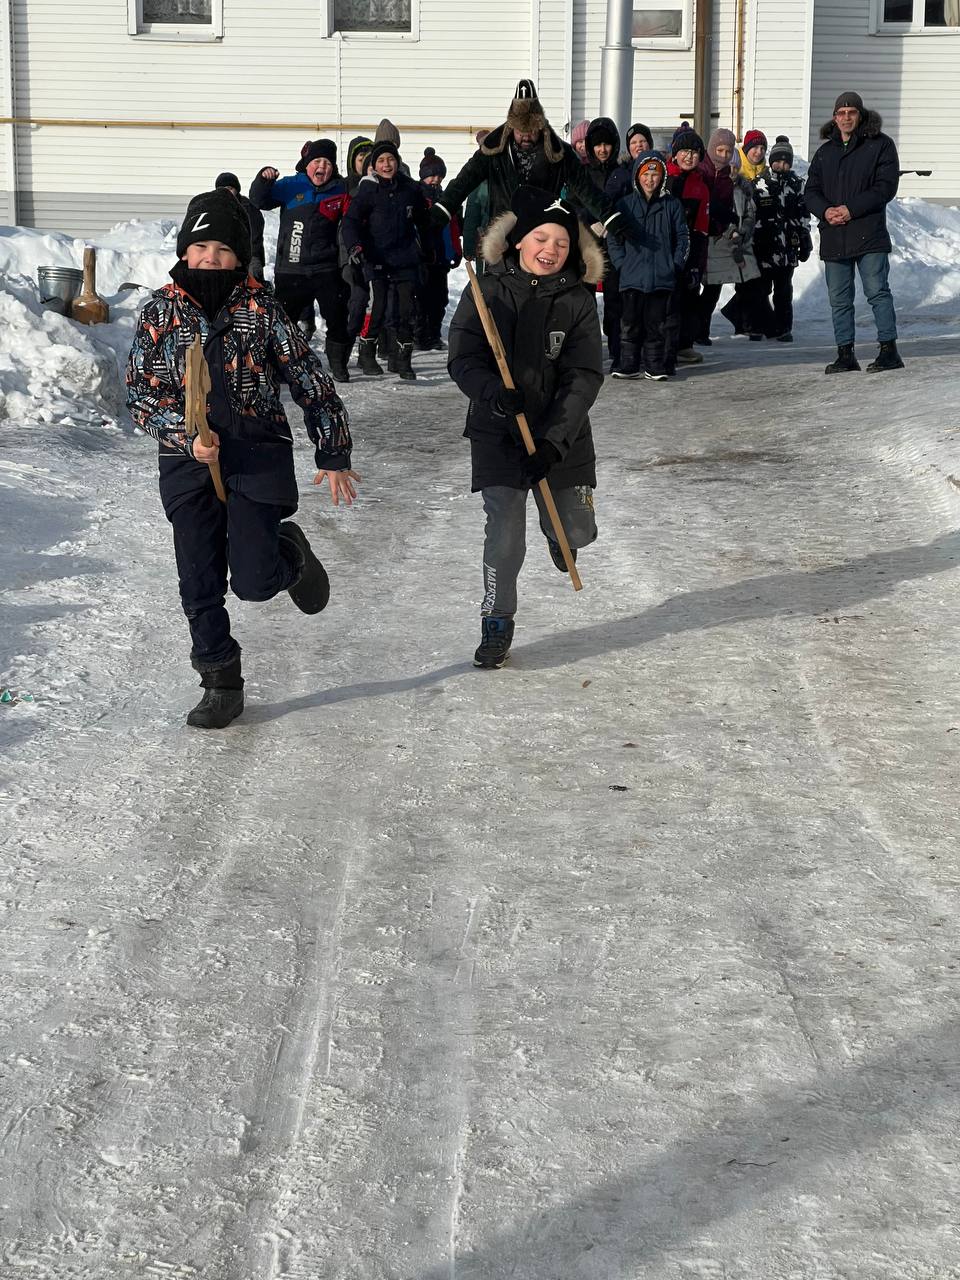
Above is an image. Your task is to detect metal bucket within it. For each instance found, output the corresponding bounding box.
[37,266,84,307]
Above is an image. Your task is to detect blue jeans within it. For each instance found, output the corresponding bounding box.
[824,253,897,346]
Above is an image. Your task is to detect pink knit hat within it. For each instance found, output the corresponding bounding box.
[571,119,590,147]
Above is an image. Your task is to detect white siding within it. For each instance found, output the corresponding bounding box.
[810,0,960,200]
[10,0,530,235]
[0,0,14,222]
[746,0,813,156]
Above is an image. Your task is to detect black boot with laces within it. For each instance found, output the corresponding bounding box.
[824,343,861,374]
[474,618,515,669]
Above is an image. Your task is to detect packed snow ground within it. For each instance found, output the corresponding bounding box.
[2,202,960,1279]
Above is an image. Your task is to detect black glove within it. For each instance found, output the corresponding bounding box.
[685,267,701,290]
[731,243,745,266]
[495,386,525,417]
[798,230,813,263]
[348,245,363,267]
[428,203,450,228]
[520,441,560,486]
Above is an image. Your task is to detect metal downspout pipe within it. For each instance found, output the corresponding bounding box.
[693,0,713,145]
[598,0,635,141]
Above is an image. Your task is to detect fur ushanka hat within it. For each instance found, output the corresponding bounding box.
[506,79,548,137]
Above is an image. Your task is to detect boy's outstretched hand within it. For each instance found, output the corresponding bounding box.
[313,468,361,506]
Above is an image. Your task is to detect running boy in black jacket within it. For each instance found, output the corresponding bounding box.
[126,189,359,730]
[448,187,604,668]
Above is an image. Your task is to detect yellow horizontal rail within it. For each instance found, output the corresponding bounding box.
[0,116,485,134]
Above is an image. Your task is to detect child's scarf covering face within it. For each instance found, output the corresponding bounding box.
[517,224,571,276]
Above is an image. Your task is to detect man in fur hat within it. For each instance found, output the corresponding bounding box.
[429,80,627,241]
[805,91,903,374]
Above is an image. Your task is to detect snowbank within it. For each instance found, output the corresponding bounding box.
[0,192,956,434]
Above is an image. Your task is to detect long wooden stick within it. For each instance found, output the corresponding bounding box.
[463,259,583,591]
[185,337,227,503]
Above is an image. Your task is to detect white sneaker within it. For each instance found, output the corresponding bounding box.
[611,369,641,380]
[644,371,669,381]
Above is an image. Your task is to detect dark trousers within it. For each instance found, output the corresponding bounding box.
[276,269,349,347]
[620,288,671,375]
[762,266,796,336]
[168,484,300,668]
[718,278,769,336]
[663,283,701,368]
[600,265,622,365]
[698,282,722,339]
[343,264,371,339]
[368,277,416,344]
[417,265,450,342]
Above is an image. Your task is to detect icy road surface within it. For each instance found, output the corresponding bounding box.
[2,330,960,1280]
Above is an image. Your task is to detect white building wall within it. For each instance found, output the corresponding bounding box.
[0,0,14,223]
[745,0,813,158]
[810,0,960,201]
[10,0,530,235]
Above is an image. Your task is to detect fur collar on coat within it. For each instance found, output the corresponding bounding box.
[479,211,606,286]
[819,109,883,142]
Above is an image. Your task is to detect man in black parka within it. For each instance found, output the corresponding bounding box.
[429,81,627,242]
[805,91,903,374]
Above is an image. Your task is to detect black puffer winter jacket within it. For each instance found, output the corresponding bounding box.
[448,213,604,492]
[804,111,899,261]
[340,170,432,279]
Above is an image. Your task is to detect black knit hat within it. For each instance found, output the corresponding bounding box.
[419,146,447,180]
[670,126,704,158]
[176,189,251,266]
[296,138,338,174]
[214,171,241,191]
[507,185,580,253]
[769,135,794,166]
[626,123,654,151]
[834,91,865,113]
[368,140,401,171]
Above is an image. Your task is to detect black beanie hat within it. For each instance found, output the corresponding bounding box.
[419,146,447,180]
[176,189,251,266]
[627,122,654,151]
[670,126,704,158]
[368,140,401,171]
[834,91,864,114]
[507,185,581,254]
[214,171,241,191]
[769,135,794,166]
[296,138,338,174]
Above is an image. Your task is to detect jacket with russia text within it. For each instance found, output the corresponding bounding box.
[249,169,349,277]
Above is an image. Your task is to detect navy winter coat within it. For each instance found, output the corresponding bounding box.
[607,161,689,293]
[249,170,349,277]
[804,110,899,261]
[340,170,432,280]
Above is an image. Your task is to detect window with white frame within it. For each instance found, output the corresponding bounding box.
[873,0,960,30]
[331,0,411,32]
[128,0,223,37]
[631,1,692,49]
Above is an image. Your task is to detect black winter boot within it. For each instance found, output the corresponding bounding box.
[866,340,904,372]
[358,336,383,376]
[824,344,861,374]
[474,617,515,669]
[326,340,350,383]
[187,656,244,730]
[395,341,417,381]
[279,522,330,615]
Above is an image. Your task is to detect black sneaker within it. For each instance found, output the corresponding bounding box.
[186,687,244,730]
[474,617,515,669]
[279,521,330,614]
[776,332,794,343]
[547,540,577,574]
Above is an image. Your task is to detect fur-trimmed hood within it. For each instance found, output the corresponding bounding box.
[479,210,605,285]
[820,108,883,141]
[480,120,566,165]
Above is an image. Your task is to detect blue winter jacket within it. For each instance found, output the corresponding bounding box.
[340,170,432,279]
[607,156,690,292]
[249,170,348,277]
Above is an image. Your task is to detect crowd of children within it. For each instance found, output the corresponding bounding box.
[126,100,817,718]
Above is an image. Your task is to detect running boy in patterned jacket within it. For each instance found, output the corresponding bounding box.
[126,188,359,730]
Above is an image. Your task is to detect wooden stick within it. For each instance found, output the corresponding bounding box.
[463,259,583,592]
[185,337,227,503]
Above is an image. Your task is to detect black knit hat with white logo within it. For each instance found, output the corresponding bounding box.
[176,189,251,266]
[508,185,580,250]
